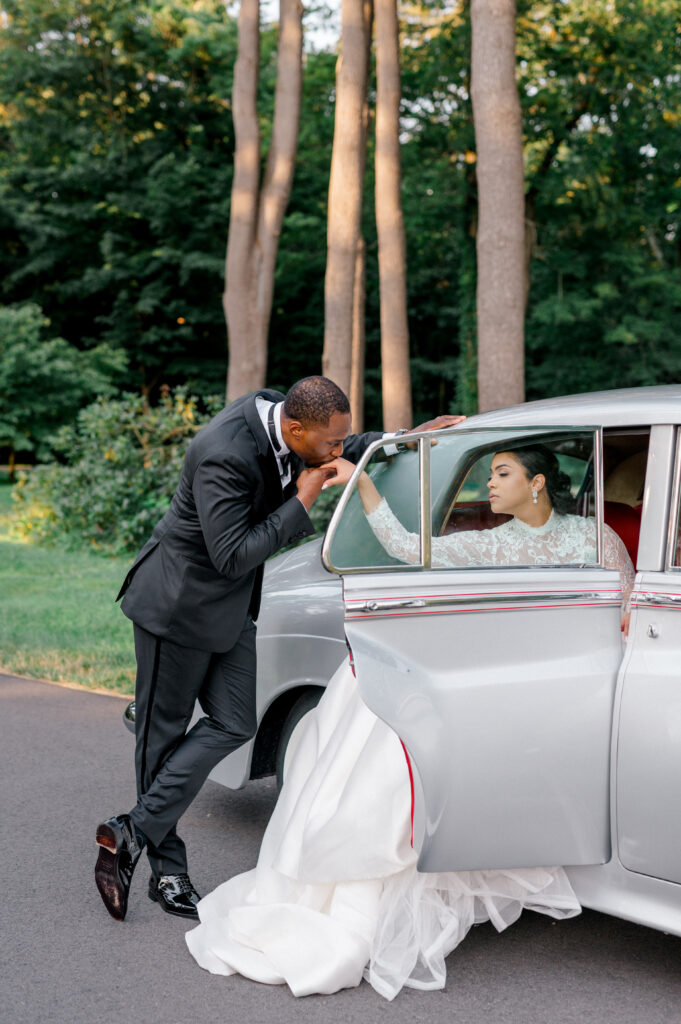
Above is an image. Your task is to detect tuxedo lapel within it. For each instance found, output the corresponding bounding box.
[260,447,284,509]
[282,452,304,501]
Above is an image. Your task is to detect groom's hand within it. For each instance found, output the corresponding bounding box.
[296,465,339,510]
[412,414,466,433]
[400,414,466,450]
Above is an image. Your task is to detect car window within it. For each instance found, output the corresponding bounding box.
[671,440,681,569]
[326,441,423,571]
[436,437,594,540]
[325,427,601,573]
[427,431,596,569]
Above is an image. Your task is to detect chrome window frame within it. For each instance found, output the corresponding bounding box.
[322,425,604,576]
[664,428,681,572]
[419,436,432,567]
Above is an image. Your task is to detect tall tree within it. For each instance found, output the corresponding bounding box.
[350,0,374,432]
[374,0,412,429]
[323,0,373,403]
[471,0,525,411]
[224,0,303,401]
[350,236,367,430]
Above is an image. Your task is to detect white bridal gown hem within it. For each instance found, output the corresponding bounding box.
[186,661,581,1000]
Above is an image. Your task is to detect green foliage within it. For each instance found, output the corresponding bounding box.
[0,0,680,432]
[0,0,242,396]
[518,0,681,396]
[0,488,136,693]
[0,302,125,458]
[13,388,222,553]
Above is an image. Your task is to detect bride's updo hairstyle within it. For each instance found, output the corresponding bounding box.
[505,444,575,515]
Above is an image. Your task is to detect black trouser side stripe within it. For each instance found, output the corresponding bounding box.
[140,636,162,793]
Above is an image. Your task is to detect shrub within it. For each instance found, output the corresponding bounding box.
[13,387,341,556]
[0,302,125,475]
[13,388,222,554]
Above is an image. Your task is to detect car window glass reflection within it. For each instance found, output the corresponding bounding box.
[366,431,602,572]
[327,443,422,571]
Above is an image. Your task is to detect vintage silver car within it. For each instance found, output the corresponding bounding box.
[127,383,681,939]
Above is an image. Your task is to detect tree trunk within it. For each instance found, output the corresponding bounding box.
[225,0,303,402]
[323,0,372,397]
[350,236,366,431]
[470,0,525,412]
[350,0,373,432]
[375,0,412,431]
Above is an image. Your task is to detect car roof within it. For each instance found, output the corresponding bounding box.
[458,384,681,430]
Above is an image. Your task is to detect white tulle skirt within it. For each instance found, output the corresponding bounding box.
[186,661,580,999]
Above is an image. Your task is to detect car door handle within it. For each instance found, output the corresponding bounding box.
[634,591,681,608]
[358,599,427,612]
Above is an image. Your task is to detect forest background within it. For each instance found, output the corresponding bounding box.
[1,0,681,541]
[0,0,679,690]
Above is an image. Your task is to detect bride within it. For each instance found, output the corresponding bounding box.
[185,444,634,1000]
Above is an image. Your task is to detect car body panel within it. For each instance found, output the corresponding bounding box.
[344,567,624,871]
[460,384,681,431]
[615,571,681,885]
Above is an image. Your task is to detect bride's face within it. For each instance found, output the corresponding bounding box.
[487,452,542,516]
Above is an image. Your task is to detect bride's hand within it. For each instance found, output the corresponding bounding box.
[321,457,356,489]
[321,457,383,514]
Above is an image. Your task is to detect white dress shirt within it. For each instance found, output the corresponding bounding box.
[255,398,293,489]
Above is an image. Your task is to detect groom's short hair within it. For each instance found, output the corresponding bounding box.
[284,376,350,427]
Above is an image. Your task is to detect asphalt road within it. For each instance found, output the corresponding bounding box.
[2,672,680,1024]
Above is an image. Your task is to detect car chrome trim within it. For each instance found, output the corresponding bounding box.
[594,427,604,565]
[631,590,681,609]
[665,429,681,572]
[348,589,621,615]
[420,437,431,569]
[638,425,675,572]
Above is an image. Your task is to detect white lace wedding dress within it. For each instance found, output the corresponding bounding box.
[185,505,634,1000]
[367,501,634,588]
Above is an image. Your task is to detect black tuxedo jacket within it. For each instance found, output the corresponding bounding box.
[118,389,382,651]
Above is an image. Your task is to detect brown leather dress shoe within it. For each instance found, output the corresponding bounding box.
[94,814,143,921]
[148,874,201,919]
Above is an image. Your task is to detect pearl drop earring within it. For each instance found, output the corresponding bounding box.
[532,489,538,504]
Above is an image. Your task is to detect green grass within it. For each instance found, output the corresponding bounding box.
[0,478,136,695]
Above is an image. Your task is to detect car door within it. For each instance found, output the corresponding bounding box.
[323,427,627,873]
[615,424,681,884]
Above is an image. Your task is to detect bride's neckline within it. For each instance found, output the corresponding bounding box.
[510,509,559,535]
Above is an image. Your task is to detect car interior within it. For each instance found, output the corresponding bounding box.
[440,428,650,568]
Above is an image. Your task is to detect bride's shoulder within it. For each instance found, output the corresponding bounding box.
[557,513,597,535]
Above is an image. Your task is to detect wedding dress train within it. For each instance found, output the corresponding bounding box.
[185,660,581,999]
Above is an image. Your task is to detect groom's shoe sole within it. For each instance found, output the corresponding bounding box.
[95,816,141,921]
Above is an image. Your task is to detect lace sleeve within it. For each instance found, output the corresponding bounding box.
[603,524,635,608]
[366,499,500,568]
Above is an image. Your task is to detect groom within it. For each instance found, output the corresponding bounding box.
[95,375,459,922]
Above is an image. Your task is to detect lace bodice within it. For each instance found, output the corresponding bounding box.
[367,500,634,606]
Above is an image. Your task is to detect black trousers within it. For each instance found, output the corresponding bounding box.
[129,619,257,878]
